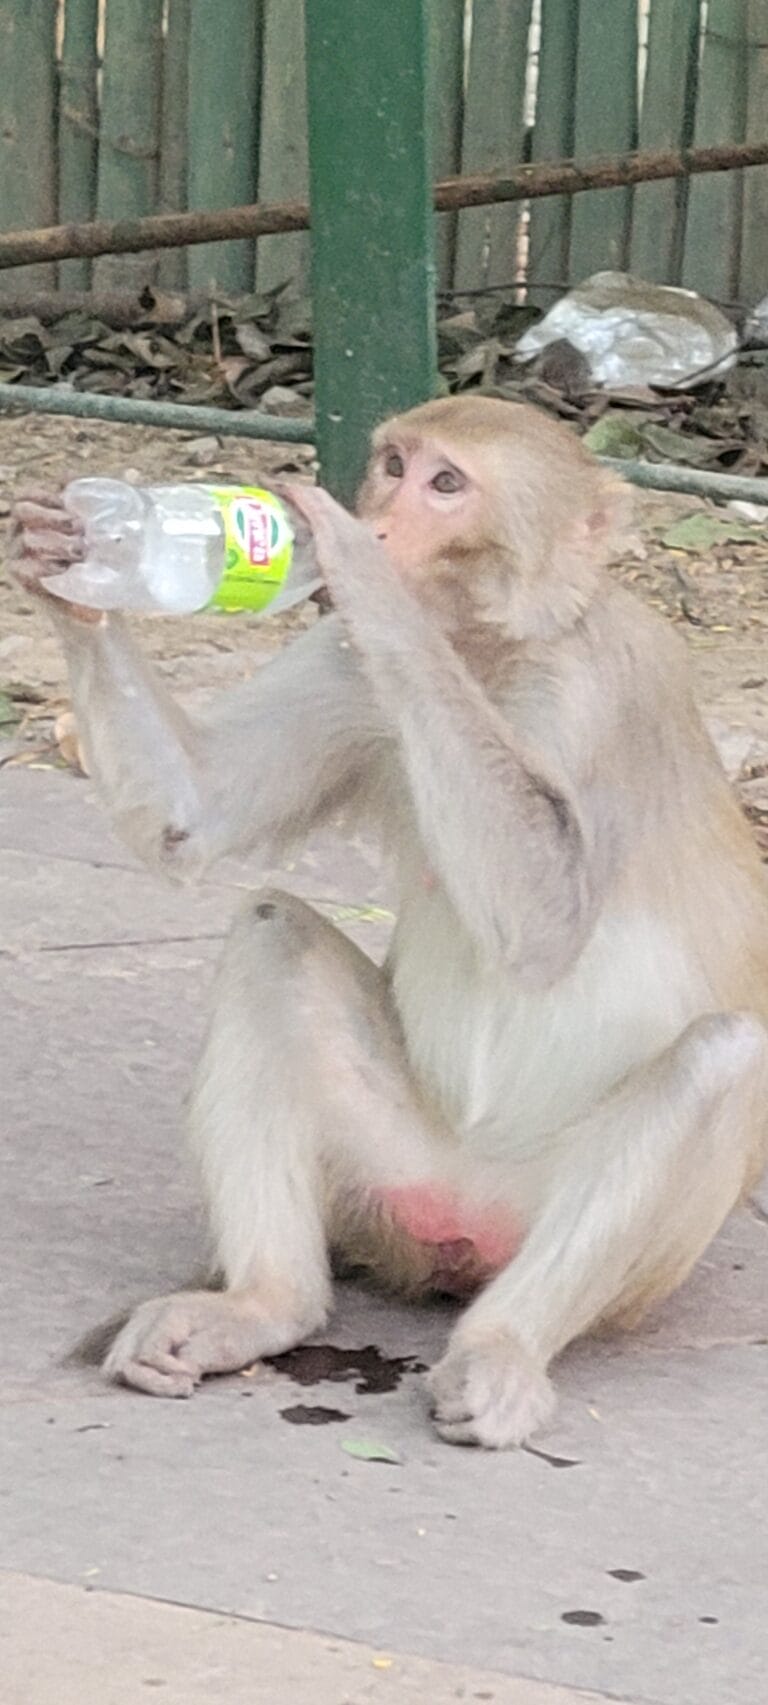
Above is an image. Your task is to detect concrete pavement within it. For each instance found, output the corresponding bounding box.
[1,763,766,1705]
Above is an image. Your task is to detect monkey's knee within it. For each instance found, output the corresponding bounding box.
[216,888,383,1045]
[243,886,320,934]
[676,1010,768,1098]
[225,887,324,971]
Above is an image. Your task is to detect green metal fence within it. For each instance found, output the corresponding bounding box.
[0,0,766,304]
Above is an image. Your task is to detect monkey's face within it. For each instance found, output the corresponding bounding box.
[357,396,629,638]
[357,431,493,579]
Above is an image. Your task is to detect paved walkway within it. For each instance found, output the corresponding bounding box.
[2,764,766,1705]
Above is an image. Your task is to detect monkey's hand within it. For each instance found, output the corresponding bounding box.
[282,482,395,608]
[428,1328,555,1449]
[10,490,101,624]
[104,1289,312,1398]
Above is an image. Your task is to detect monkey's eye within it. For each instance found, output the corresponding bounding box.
[383,451,405,478]
[431,468,464,494]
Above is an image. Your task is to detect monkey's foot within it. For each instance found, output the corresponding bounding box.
[104,1289,320,1398]
[428,1329,555,1449]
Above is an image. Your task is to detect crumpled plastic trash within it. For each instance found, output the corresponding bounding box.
[515,271,738,389]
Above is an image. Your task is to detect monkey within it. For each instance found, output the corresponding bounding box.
[10,395,768,1449]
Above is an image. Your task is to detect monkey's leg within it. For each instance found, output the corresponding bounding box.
[430,1010,768,1448]
[105,889,466,1398]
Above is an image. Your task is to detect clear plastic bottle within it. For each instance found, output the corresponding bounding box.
[42,479,323,616]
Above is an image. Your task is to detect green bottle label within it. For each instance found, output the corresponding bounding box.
[205,486,294,612]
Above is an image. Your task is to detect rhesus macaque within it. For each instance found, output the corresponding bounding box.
[11,396,768,1449]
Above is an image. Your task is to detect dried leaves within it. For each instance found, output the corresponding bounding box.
[4,285,768,475]
[0,684,87,773]
[0,288,314,414]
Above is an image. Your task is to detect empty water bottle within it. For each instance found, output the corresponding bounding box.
[42,478,324,616]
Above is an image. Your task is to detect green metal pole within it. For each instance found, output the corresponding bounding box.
[304,0,437,505]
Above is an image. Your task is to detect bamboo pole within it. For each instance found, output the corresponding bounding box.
[0,0,58,291]
[683,2,748,303]
[0,288,208,325]
[629,0,700,285]
[426,0,465,289]
[94,0,164,289]
[158,0,192,290]
[57,0,100,291]
[257,0,309,295]
[2,141,768,274]
[454,0,533,290]
[527,0,578,307]
[187,2,263,291]
[570,0,638,277]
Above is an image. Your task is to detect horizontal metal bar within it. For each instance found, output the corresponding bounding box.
[0,382,314,442]
[601,457,768,505]
[2,140,768,272]
[0,382,764,507]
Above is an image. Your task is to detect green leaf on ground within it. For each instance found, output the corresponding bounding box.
[639,423,735,465]
[341,1439,402,1465]
[660,513,762,552]
[582,416,644,458]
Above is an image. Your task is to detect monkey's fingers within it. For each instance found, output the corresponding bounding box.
[14,531,86,564]
[16,481,66,503]
[281,481,364,553]
[115,1352,199,1400]
[279,480,344,524]
[104,1296,206,1396]
[13,495,82,532]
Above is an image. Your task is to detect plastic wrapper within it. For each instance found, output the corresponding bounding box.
[515,271,738,390]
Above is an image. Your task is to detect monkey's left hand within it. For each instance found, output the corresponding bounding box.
[428,1328,555,1449]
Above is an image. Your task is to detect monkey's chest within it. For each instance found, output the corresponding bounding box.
[389,889,697,1147]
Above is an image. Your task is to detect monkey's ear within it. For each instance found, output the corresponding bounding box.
[576,478,633,560]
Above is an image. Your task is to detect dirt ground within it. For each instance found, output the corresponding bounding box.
[0,409,767,847]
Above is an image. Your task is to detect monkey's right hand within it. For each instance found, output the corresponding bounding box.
[9,489,101,624]
[103,1288,313,1397]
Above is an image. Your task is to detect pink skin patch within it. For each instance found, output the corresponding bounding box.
[376,1184,523,1296]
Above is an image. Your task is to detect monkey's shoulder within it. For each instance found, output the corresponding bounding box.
[493,581,689,733]
[486,579,723,815]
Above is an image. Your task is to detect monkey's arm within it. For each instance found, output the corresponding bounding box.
[48,607,378,877]
[289,491,600,977]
